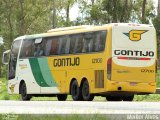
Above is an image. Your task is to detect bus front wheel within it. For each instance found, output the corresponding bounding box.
[70,80,82,101]
[82,80,94,101]
[20,82,32,101]
[57,94,67,101]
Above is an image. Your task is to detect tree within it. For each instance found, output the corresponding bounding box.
[0,44,5,77]
[142,0,147,23]
[0,0,55,47]
[53,0,77,27]
[153,0,160,36]
[158,0,160,17]
[153,0,160,65]
[0,0,55,77]
[79,0,135,24]
[120,0,129,22]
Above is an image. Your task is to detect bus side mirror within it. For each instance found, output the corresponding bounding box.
[2,50,10,65]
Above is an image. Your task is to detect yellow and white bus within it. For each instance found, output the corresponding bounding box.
[2,23,157,101]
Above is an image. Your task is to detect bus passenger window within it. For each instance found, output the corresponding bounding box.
[57,37,63,54]
[93,33,100,52]
[83,33,93,53]
[45,38,52,56]
[58,35,70,54]
[75,34,83,53]
[93,31,107,52]
[34,39,45,57]
[70,35,77,54]
[50,39,58,55]
[65,36,70,54]
[98,31,107,51]
[20,39,34,58]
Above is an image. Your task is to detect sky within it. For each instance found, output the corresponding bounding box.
[0,37,4,45]
[154,0,158,7]
[70,0,159,21]
[70,3,79,21]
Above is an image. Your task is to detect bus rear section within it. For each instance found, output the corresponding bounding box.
[107,24,157,94]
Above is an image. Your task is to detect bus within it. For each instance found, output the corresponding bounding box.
[2,23,157,101]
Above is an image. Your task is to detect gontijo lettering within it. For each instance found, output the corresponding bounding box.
[53,57,80,67]
[114,50,154,57]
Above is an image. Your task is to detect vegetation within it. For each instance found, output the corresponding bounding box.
[0,78,20,100]
[0,114,108,120]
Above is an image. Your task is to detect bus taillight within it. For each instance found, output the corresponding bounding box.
[107,58,112,80]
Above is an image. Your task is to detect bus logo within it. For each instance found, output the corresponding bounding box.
[123,30,148,41]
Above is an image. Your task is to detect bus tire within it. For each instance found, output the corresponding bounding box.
[106,96,122,101]
[57,94,67,101]
[82,80,94,101]
[70,80,83,101]
[20,82,32,101]
[122,95,134,101]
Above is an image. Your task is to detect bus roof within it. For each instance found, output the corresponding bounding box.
[13,23,154,41]
[47,25,92,33]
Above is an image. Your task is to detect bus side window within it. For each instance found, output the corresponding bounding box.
[99,31,107,51]
[57,37,63,54]
[93,31,107,52]
[50,38,58,55]
[45,38,52,56]
[34,38,45,57]
[83,32,93,53]
[65,36,70,54]
[59,35,70,54]
[70,35,76,54]
[20,39,34,58]
[93,32,100,52]
[75,34,83,53]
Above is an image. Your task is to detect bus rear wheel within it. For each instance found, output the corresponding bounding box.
[20,82,32,101]
[82,80,94,101]
[57,94,67,101]
[70,80,83,101]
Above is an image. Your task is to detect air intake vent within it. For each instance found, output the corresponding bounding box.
[95,70,104,88]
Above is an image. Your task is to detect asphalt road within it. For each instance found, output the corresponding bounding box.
[0,101,160,114]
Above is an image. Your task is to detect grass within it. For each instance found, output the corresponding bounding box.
[0,114,109,120]
[0,78,20,100]
[134,94,160,102]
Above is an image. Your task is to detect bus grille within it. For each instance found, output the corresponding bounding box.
[95,70,104,88]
